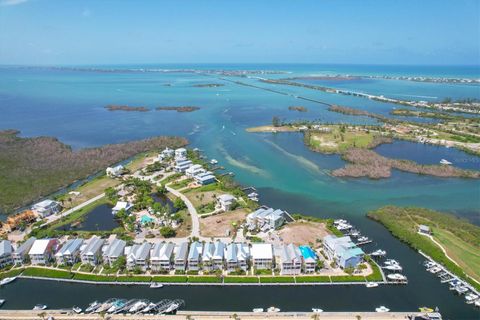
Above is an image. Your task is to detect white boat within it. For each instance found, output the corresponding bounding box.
[383,264,403,271]
[475,300,480,307]
[370,249,386,257]
[384,259,399,266]
[455,286,469,295]
[72,306,82,314]
[366,282,379,288]
[0,277,16,286]
[375,306,390,312]
[141,302,158,313]
[312,308,323,313]
[85,301,100,313]
[149,282,163,289]
[252,308,264,313]
[387,273,407,281]
[107,299,127,313]
[163,301,181,314]
[33,304,47,310]
[465,293,479,304]
[210,159,218,165]
[129,300,148,313]
[427,266,442,274]
[267,306,280,313]
[440,159,452,165]
[357,236,369,242]
[0,299,5,307]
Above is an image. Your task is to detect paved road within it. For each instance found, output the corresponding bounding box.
[166,185,200,238]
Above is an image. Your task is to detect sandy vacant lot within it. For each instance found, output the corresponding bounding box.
[278,221,330,246]
[200,209,249,237]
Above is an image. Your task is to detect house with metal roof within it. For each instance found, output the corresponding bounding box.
[236,243,250,271]
[201,242,215,271]
[187,241,203,271]
[80,236,105,266]
[251,243,274,270]
[323,235,364,269]
[212,241,225,270]
[217,194,236,211]
[126,242,151,271]
[150,242,175,272]
[299,245,317,273]
[175,159,192,172]
[31,199,61,218]
[225,243,239,272]
[278,244,302,275]
[194,171,216,185]
[0,240,13,268]
[106,165,124,177]
[174,242,189,271]
[29,238,58,265]
[174,148,187,161]
[13,237,36,265]
[102,238,126,267]
[55,238,83,265]
[185,164,205,177]
[246,207,286,231]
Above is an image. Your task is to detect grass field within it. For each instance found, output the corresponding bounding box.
[306,126,375,154]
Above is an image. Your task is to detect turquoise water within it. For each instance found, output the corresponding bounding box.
[0,64,479,317]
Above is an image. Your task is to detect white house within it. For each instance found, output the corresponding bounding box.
[212,241,225,270]
[111,201,133,215]
[185,164,205,178]
[201,242,215,271]
[323,235,364,269]
[126,242,151,271]
[418,225,431,235]
[55,238,83,265]
[174,148,187,161]
[106,165,124,177]
[31,200,61,218]
[174,242,189,271]
[187,241,203,271]
[158,147,174,161]
[299,246,317,273]
[29,238,58,265]
[194,171,216,185]
[13,237,36,265]
[175,160,193,172]
[246,207,286,230]
[80,236,105,266]
[217,194,236,211]
[102,238,126,267]
[0,240,13,268]
[278,244,302,275]
[150,242,175,272]
[251,243,273,270]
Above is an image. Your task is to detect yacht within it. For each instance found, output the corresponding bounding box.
[72,306,82,314]
[440,159,452,165]
[387,273,407,281]
[33,304,48,310]
[0,277,16,286]
[419,307,434,313]
[113,299,137,314]
[383,264,403,271]
[349,230,360,237]
[312,308,323,313]
[370,249,386,257]
[366,282,379,288]
[85,301,100,313]
[454,286,469,295]
[252,308,264,313]
[0,299,5,307]
[141,302,158,313]
[149,282,163,289]
[129,300,149,313]
[384,259,399,266]
[357,236,369,242]
[375,306,390,312]
[96,299,116,313]
[475,300,480,308]
[107,299,127,313]
[163,300,181,314]
[427,266,442,274]
[465,293,479,304]
[267,306,280,313]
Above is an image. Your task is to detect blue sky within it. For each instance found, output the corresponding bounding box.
[0,0,479,65]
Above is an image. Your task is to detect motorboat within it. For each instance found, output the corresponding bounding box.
[454,286,469,295]
[163,300,182,314]
[72,306,82,314]
[95,299,116,313]
[475,300,480,308]
[375,306,390,312]
[349,230,360,237]
[312,308,323,313]
[357,236,369,242]
[366,282,379,288]
[387,273,407,281]
[129,300,149,313]
[419,307,434,313]
[0,299,5,307]
[465,293,478,303]
[141,302,158,313]
[149,282,163,289]
[383,264,403,271]
[336,223,352,231]
[427,266,442,274]
[113,299,137,314]
[267,306,280,312]
[440,159,452,165]
[334,219,347,225]
[210,159,218,165]
[0,277,16,286]
[252,308,264,313]
[33,304,47,310]
[107,299,127,313]
[370,249,386,257]
[384,259,399,266]
[85,301,100,313]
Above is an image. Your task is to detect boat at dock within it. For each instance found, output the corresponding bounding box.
[33,304,47,311]
[312,308,323,313]
[210,159,218,165]
[140,302,158,313]
[427,266,442,274]
[387,273,407,281]
[384,259,400,266]
[370,249,386,257]
[72,306,82,314]
[0,277,16,286]
[252,308,264,313]
[465,293,479,304]
[357,236,369,242]
[383,264,403,271]
[267,306,280,313]
[107,299,127,313]
[419,307,434,313]
[85,301,100,313]
[149,282,163,288]
[95,298,116,313]
[163,299,184,314]
[375,306,390,312]
[366,282,379,288]
[0,299,5,307]
[128,299,149,313]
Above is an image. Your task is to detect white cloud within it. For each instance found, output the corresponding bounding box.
[0,0,29,6]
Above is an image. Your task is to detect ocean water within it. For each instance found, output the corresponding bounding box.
[0,64,479,317]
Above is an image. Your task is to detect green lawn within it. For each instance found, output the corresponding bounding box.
[117,275,152,282]
[73,273,116,282]
[23,267,73,279]
[151,275,188,283]
[0,268,24,280]
[296,276,331,283]
[188,276,222,283]
[224,276,259,283]
[259,276,295,283]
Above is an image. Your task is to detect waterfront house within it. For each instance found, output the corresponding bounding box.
[201,242,215,271]
[185,164,205,178]
[80,236,105,266]
[194,171,216,185]
[13,237,36,265]
[299,245,317,273]
[251,243,274,270]
[29,238,58,265]
[174,242,189,271]
[212,241,225,270]
[278,244,302,275]
[246,207,286,230]
[31,199,61,218]
[225,243,239,272]
[126,242,151,271]
[187,241,203,271]
[217,194,236,211]
[106,165,124,178]
[102,238,126,267]
[0,240,13,268]
[175,159,193,172]
[236,243,250,271]
[55,238,83,265]
[323,235,364,269]
[158,147,174,161]
[418,225,431,235]
[111,201,133,215]
[150,242,175,272]
[174,148,187,161]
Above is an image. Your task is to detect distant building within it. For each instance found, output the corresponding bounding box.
[111,201,133,215]
[299,246,317,273]
[251,243,273,270]
[174,242,189,271]
[278,244,302,275]
[323,235,364,269]
[217,194,236,211]
[194,171,216,185]
[80,236,104,266]
[102,238,126,267]
[246,207,286,231]
[185,164,205,178]
[55,238,83,265]
[12,237,36,265]
[31,200,61,218]
[175,159,193,172]
[418,225,431,235]
[106,165,124,177]
[126,242,151,271]
[187,241,203,271]
[174,148,187,161]
[158,147,174,161]
[29,238,58,265]
[0,240,13,268]
[150,242,175,272]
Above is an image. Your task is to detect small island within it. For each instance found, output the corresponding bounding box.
[156,106,200,112]
[192,83,225,88]
[288,106,308,112]
[105,105,150,112]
